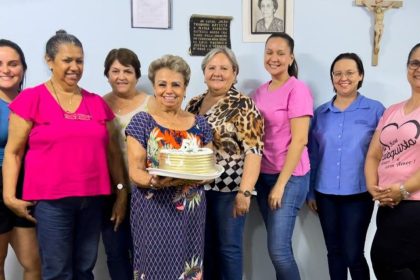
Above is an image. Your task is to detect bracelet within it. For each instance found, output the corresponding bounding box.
[399,184,411,200]
[148,176,155,189]
[238,189,257,197]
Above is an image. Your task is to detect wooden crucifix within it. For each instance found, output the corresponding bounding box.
[356,0,403,66]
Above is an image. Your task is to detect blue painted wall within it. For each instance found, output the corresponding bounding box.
[1,0,419,278]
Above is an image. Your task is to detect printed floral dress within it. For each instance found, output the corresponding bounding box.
[125,112,212,280]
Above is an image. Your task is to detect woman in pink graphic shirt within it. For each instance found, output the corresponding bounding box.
[365,42,420,280]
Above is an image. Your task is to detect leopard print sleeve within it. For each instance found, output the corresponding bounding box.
[235,95,264,156]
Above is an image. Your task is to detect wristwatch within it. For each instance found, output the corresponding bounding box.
[399,184,411,200]
[238,190,252,197]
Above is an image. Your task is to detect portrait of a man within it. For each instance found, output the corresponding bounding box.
[252,0,285,33]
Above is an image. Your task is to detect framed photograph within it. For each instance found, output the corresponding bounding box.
[131,0,171,29]
[243,0,294,42]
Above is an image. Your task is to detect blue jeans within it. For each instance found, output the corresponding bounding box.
[255,173,309,280]
[204,190,246,280]
[316,191,373,280]
[34,196,103,280]
[101,195,133,280]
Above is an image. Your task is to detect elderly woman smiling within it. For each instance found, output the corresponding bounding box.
[255,0,284,33]
[186,46,264,280]
[126,54,213,280]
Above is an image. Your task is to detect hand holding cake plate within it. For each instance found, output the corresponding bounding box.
[147,164,224,180]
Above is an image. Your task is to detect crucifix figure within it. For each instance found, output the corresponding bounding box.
[356,0,403,66]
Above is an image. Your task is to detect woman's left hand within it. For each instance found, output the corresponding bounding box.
[373,184,402,207]
[233,193,251,218]
[150,175,202,188]
[268,185,285,210]
[111,190,128,231]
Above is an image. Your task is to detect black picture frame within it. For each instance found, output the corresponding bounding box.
[251,0,286,34]
[243,0,293,42]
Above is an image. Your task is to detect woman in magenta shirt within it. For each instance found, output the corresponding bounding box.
[253,33,313,280]
[2,30,127,280]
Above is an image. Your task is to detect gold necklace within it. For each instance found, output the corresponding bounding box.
[116,99,130,114]
[50,80,78,112]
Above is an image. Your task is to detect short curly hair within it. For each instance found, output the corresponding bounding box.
[148,54,191,86]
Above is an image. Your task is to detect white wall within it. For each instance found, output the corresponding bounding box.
[1,0,419,279]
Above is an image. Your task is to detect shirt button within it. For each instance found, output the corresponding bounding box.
[337,162,340,165]
[338,148,341,151]
[338,135,341,138]
[336,176,340,179]
[339,123,343,127]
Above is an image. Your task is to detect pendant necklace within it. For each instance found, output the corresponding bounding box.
[114,93,137,114]
[50,80,77,113]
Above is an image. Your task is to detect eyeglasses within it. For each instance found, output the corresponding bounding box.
[408,60,420,70]
[332,71,358,79]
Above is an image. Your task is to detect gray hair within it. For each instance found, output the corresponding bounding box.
[45,30,83,60]
[201,47,239,83]
[148,54,191,86]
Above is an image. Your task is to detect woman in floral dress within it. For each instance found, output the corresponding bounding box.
[125,54,212,280]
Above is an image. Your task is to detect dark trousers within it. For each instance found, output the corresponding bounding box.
[371,201,420,280]
[101,194,133,280]
[316,191,374,280]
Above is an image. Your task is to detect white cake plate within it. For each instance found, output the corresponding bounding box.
[147,164,224,180]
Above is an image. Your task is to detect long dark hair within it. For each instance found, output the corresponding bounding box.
[0,39,27,92]
[265,32,298,78]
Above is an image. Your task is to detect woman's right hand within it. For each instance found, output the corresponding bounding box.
[306,199,318,213]
[5,197,36,223]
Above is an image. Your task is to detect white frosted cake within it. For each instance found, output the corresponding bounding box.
[158,139,216,174]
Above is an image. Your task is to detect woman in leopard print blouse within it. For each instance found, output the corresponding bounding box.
[186,46,264,280]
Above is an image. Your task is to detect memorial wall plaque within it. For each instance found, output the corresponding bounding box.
[189,15,233,56]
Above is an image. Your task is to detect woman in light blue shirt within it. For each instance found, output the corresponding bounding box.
[307,53,385,280]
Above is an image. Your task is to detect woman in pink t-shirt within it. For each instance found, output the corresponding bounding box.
[365,43,420,279]
[252,33,313,280]
[2,30,127,280]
